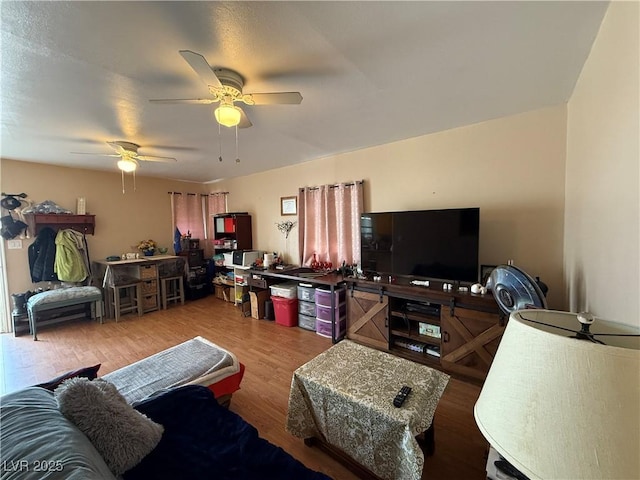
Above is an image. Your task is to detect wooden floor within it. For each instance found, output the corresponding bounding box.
[0,295,489,480]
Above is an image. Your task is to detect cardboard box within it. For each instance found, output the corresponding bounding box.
[249,290,270,319]
[214,284,225,300]
[223,288,233,303]
[214,284,232,302]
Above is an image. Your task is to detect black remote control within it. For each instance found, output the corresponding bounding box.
[393,386,412,407]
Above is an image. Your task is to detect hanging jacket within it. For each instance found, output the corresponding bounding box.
[54,229,89,282]
[28,227,58,283]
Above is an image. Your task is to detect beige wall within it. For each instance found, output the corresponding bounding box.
[218,105,568,309]
[1,160,207,295]
[566,2,640,326]
[7,88,626,321]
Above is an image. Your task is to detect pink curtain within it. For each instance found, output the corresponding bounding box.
[172,193,205,251]
[205,193,227,258]
[171,192,228,258]
[169,192,227,258]
[298,182,364,268]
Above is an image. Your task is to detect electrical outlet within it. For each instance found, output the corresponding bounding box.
[7,239,22,249]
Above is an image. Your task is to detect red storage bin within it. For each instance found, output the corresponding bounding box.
[271,296,298,327]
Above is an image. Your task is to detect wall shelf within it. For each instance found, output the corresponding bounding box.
[26,213,96,235]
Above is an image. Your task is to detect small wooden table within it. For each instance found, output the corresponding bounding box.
[286,340,450,480]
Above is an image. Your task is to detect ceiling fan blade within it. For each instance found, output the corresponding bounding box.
[71,152,120,157]
[106,141,129,155]
[238,107,252,129]
[247,92,303,105]
[145,144,198,152]
[149,98,217,105]
[179,50,222,88]
[136,155,177,163]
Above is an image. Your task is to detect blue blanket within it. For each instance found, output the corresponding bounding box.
[124,385,331,480]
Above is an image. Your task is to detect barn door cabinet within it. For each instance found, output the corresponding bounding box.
[346,288,389,351]
[440,306,505,382]
[345,279,504,383]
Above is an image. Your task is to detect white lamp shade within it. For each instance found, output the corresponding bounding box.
[474,310,640,480]
[214,104,241,127]
[117,158,137,172]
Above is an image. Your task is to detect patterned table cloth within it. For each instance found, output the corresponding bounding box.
[286,340,450,480]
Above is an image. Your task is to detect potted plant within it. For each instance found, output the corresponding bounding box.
[137,239,157,256]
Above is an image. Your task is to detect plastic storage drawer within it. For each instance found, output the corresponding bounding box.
[297,284,316,303]
[298,300,316,317]
[298,313,316,331]
[269,283,298,299]
[316,318,346,338]
[316,302,347,322]
[315,287,346,307]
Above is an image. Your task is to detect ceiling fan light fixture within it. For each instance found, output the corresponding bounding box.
[214,104,242,127]
[117,158,138,172]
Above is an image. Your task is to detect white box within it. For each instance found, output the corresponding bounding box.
[419,322,441,338]
[486,446,519,480]
[270,283,298,299]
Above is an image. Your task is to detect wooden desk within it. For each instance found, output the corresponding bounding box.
[247,267,346,341]
[286,340,450,480]
[93,256,180,285]
[92,256,181,317]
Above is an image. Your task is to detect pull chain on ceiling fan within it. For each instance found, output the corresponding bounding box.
[216,124,241,164]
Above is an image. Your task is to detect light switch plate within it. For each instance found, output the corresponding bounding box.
[7,239,22,249]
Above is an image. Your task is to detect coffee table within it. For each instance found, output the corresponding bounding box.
[286,340,450,480]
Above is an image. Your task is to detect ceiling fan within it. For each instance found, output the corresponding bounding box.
[150,50,303,128]
[72,141,177,172]
[71,141,177,193]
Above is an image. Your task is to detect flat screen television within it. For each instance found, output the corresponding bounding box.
[360,208,480,283]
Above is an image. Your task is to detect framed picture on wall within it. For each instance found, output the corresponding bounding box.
[281,196,297,216]
[481,264,497,285]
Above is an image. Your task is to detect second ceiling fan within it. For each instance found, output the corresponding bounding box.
[150,50,303,128]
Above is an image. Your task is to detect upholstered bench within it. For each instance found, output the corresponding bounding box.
[102,336,245,407]
[27,286,103,341]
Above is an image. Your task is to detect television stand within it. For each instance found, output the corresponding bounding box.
[344,277,505,383]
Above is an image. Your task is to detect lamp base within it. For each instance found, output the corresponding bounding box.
[486,446,530,480]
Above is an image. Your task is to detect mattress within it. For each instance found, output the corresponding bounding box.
[103,336,243,404]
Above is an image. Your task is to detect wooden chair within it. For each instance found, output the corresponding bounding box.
[159,257,186,310]
[108,279,143,322]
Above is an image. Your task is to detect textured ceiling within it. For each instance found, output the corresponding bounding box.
[0,1,608,183]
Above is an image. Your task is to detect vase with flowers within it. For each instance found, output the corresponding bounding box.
[137,239,157,256]
[276,221,296,263]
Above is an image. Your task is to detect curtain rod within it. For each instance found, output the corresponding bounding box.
[299,180,364,192]
[167,191,229,196]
